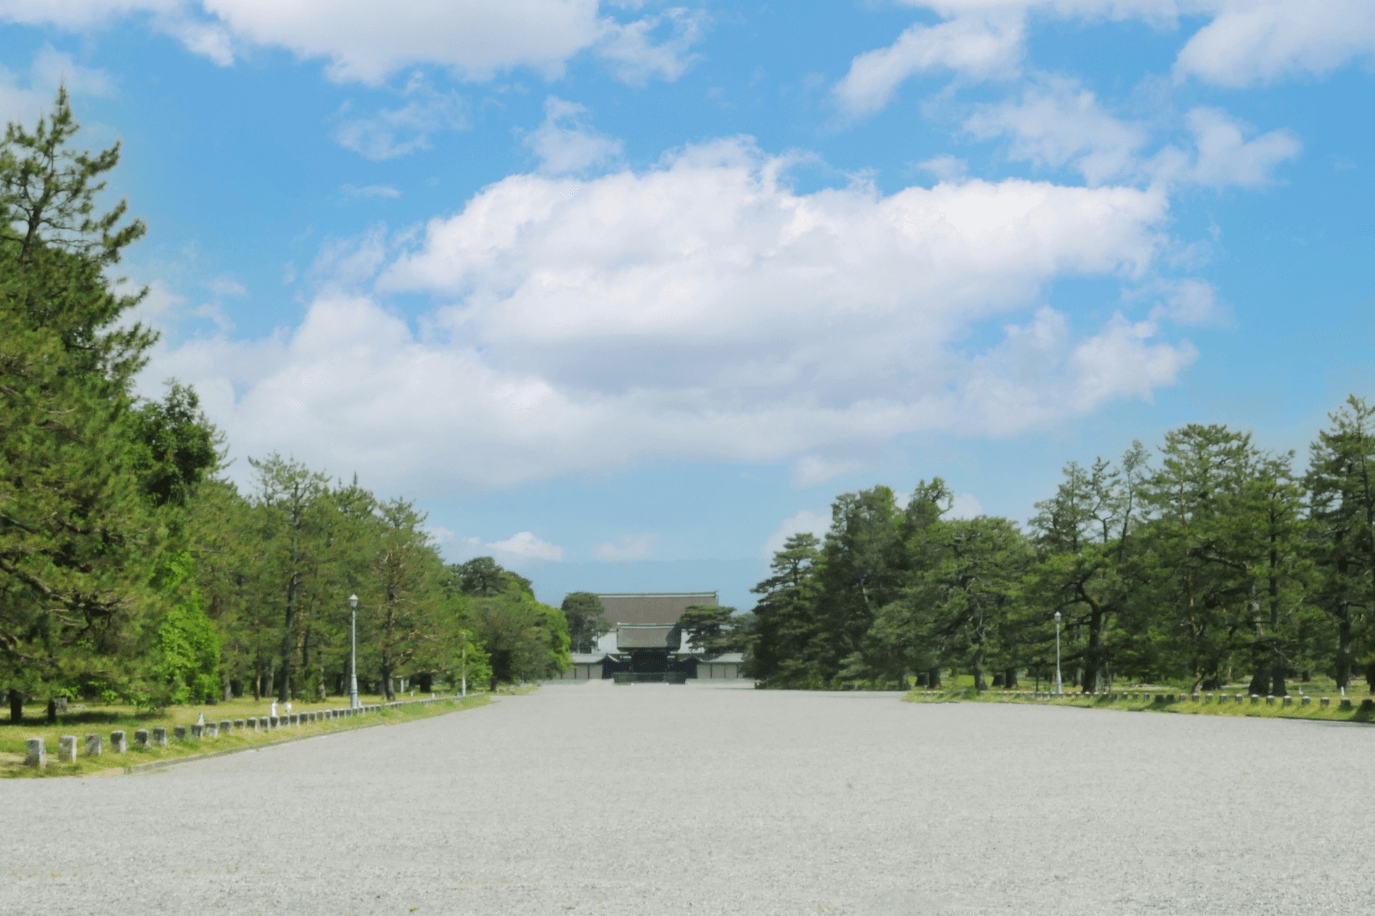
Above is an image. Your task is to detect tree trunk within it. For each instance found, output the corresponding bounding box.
[927,667,941,689]
[46,698,56,724]
[1003,667,1018,689]
[1336,605,1353,691]
[9,689,22,724]
[222,669,232,702]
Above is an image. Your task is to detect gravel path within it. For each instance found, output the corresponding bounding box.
[3,683,1371,915]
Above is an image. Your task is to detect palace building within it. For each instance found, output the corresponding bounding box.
[558,591,744,682]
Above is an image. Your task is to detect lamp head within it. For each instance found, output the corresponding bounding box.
[349,594,358,609]
[1054,611,1061,623]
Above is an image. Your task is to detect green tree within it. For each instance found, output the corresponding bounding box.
[679,604,740,654]
[0,90,165,722]
[561,591,612,653]
[749,533,823,686]
[1307,395,1375,692]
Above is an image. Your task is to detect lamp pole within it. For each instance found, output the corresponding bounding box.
[460,630,467,699]
[349,594,360,709]
[1054,610,1063,696]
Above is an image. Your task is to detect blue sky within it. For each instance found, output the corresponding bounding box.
[2,1,1373,611]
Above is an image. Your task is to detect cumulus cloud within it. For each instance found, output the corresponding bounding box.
[143,139,1197,497]
[522,96,623,175]
[834,13,1024,117]
[947,492,984,519]
[591,533,658,561]
[0,1,706,85]
[449,530,566,565]
[760,510,829,558]
[965,77,1148,185]
[1176,0,1375,87]
[966,82,1299,188]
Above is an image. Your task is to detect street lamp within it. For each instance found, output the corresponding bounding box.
[349,594,360,709]
[1054,610,1063,696]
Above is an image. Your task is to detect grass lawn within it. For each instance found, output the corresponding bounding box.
[1,691,495,778]
[904,676,1375,724]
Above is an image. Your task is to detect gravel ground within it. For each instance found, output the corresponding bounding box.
[3,682,1372,915]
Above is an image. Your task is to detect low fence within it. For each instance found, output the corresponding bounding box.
[22,694,460,769]
[989,689,1373,710]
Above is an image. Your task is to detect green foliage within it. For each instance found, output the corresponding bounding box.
[149,553,221,706]
[560,591,612,653]
[679,604,742,654]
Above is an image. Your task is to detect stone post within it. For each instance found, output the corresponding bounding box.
[1282,696,1292,707]
[24,737,45,768]
[233,719,244,730]
[269,715,278,729]
[1250,695,1260,705]
[1339,698,1352,710]
[173,725,187,740]
[247,717,257,731]
[290,713,300,726]
[134,728,149,747]
[204,723,218,738]
[153,727,168,746]
[1320,697,1330,707]
[1192,692,1201,702]
[110,730,127,753]
[1301,696,1311,706]
[190,723,203,738]
[1205,693,1214,703]
[58,735,78,763]
[220,719,232,735]
[1265,695,1274,706]
[85,733,102,756]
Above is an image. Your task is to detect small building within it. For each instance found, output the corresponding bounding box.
[554,591,744,682]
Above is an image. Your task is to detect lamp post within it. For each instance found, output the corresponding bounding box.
[460,630,467,699]
[1054,610,1063,696]
[349,594,360,709]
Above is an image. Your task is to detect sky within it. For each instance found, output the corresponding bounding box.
[2,1,1373,612]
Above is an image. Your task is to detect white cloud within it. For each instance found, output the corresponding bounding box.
[144,139,1195,497]
[966,83,1299,189]
[597,6,708,86]
[834,14,1024,117]
[760,510,829,558]
[965,77,1148,185]
[343,184,403,199]
[947,492,983,519]
[591,533,657,561]
[488,531,565,561]
[522,96,623,175]
[1171,107,1300,188]
[0,1,705,85]
[332,76,469,160]
[1176,0,1375,87]
[30,44,116,96]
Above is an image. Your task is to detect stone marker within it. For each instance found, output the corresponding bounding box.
[85,733,102,756]
[173,725,187,740]
[1282,696,1292,707]
[1339,698,1352,710]
[233,718,244,730]
[153,727,168,746]
[1265,696,1274,706]
[1301,696,1311,706]
[1205,693,1214,703]
[190,723,203,738]
[58,735,78,763]
[134,728,149,747]
[205,723,218,738]
[219,719,232,734]
[110,730,127,753]
[268,715,278,729]
[247,717,257,731]
[1192,693,1201,702]
[1320,696,1330,707]
[25,737,45,768]
[1250,695,1260,705]
[290,713,300,726]
[1363,698,1375,711]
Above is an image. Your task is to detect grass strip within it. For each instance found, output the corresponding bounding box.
[903,687,1375,724]
[3,694,494,778]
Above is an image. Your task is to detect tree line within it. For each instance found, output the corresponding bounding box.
[749,414,1375,696]
[0,93,571,722]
